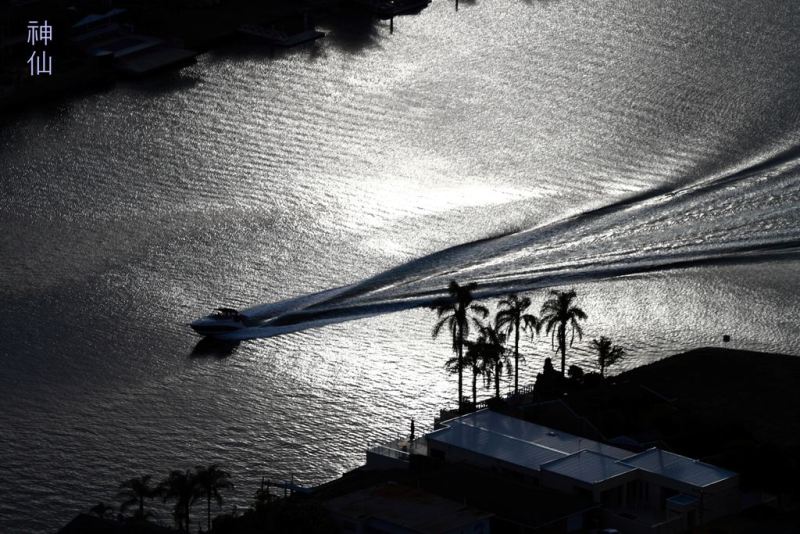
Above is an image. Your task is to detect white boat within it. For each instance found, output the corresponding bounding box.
[190,307,248,336]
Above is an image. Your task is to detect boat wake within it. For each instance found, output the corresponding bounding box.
[216,144,800,341]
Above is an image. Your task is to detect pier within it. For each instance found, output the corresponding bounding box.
[348,0,433,20]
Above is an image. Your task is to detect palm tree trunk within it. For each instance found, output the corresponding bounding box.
[495,364,500,398]
[514,319,520,394]
[207,493,211,533]
[560,323,566,376]
[472,370,477,406]
[457,320,464,412]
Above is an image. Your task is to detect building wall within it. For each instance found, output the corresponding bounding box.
[365,450,409,471]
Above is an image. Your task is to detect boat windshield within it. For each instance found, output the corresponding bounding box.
[211,308,242,320]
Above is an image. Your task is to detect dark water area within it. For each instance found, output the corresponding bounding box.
[1,0,799,531]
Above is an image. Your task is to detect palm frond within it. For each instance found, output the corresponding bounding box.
[570,306,588,320]
[494,309,513,328]
[432,315,453,339]
[444,356,461,374]
[470,303,489,318]
[521,314,541,335]
[471,315,488,333]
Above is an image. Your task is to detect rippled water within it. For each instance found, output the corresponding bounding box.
[1,0,799,531]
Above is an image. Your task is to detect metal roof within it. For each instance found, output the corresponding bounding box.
[427,422,569,471]
[429,411,737,489]
[541,450,636,484]
[620,448,736,487]
[447,410,631,459]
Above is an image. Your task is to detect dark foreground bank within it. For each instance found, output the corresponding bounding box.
[54,346,800,533]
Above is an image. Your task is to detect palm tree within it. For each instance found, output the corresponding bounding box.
[475,324,510,399]
[159,470,196,533]
[431,280,489,411]
[444,350,472,406]
[194,464,233,534]
[591,336,625,377]
[460,339,486,406]
[117,475,156,521]
[540,289,588,377]
[495,293,541,394]
[253,477,273,512]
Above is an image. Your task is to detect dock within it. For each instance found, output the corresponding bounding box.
[347,0,433,19]
[71,9,198,77]
[238,25,325,47]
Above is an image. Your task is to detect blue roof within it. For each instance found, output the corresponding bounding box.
[448,410,631,459]
[428,411,737,489]
[427,422,568,471]
[541,450,636,484]
[620,449,736,487]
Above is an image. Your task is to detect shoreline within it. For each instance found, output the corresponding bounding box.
[52,346,800,533]
[0,0,399,115]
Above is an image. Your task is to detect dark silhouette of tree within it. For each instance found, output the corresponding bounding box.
[431,280,489,411]
[463,342,481,407]
[118,475,157,521]
[540,289,587,376]
[568,364,584,382]
[472,324,509,399]
[445,347,476,407]
[533,356,564,400]
[194,464,233,534]
[460,330,504,406]
[159,469,197,533]
[495,293,540,395]
[591,336,625,377]
[253,477,274,514]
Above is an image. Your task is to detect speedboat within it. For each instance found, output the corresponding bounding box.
[190,307,248,337]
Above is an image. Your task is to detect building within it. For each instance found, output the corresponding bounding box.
[420,410,739,533]
[70,8,197,76]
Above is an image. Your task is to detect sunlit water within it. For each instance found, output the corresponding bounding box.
[1,0,799,531]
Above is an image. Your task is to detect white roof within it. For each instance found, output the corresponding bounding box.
[541,450,636,484]
[620,448,736,487]
[428,422,568,471]
[427,410,631,472]
[440,410,631,459]
[428,411,737,489]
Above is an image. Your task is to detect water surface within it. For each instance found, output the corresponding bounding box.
[1,0,799,531]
